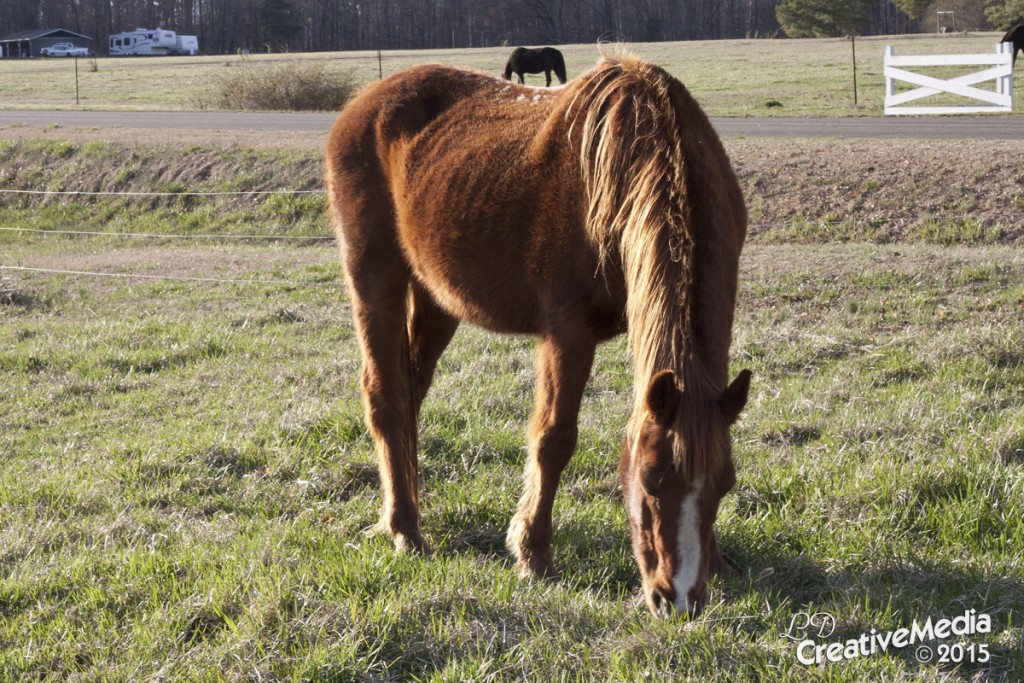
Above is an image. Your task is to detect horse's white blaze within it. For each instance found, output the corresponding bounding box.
[672,479,703,612]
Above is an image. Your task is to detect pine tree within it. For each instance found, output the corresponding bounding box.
[775,0,871,37]
[987,0,1024,29]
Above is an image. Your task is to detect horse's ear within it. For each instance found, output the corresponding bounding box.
[719,369,752,425]
[644,370,678,426]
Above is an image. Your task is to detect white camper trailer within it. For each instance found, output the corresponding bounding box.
[108,28,198,56]
[174,35,199,55]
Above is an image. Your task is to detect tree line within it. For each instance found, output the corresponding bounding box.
[2,0,1007,56]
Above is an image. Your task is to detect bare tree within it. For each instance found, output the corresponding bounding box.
[11,0,931,55]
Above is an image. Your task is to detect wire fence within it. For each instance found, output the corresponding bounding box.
[3,259,1019,292]
[0,183,337,286]
[3,186,1020,233]
[0,188,322,197]
[4,233,1019,292]
[0,264,339,287]
[3,216,1018,244]
[0,186,330,240]
[0,226,335,241]
[2,185,1021,290]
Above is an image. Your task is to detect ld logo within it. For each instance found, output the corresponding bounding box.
[781,611,837,642]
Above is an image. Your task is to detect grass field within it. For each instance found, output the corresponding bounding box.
[0,32,1015,116]
[2,234,1022,681]
[1,132,1023,681]
[2,32,1024,680]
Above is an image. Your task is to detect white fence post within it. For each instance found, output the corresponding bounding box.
[884,42,1014,115]
[885,46,896,101]
[997,41,1013,100]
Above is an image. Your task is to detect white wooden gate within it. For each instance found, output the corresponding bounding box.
[884,42,1013,115]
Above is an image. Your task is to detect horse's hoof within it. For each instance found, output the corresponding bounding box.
[393,531,429,555]
[367,519,430,555]
[515,554,560,581]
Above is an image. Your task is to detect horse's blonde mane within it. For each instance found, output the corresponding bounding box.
[568,52,722,476]
[570,53,693,390]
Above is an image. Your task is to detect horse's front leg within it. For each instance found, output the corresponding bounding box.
[516,71,525,84]
[544,69,552,87]
[507,333,596,579]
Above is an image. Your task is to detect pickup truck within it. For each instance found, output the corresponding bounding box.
[40,42,91,57]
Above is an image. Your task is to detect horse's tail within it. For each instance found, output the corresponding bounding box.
[552,49,568,84]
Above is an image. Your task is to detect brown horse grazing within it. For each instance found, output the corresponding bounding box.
[325,51,751,618]
[503,46,568,86]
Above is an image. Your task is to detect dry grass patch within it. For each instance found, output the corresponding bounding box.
[208,57,359,111]
[0,276,33,307]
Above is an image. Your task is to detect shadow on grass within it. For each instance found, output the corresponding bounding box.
[437,512,1020,679]
[315,418,1021,680]
[0,277,35,307]
[1000,433,1024,465]
[720,538,1022,681]
[326,484,1020,681]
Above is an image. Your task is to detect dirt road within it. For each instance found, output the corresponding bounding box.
[2,110,1024,140]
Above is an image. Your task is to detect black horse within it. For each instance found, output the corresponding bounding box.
[502,46,567,86]
[1002,23,1024,65]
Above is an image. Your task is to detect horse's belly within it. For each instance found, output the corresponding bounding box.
[398,212,626,340]
[405,232,544,334]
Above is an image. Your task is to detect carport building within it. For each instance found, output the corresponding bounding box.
[0,28,92,58]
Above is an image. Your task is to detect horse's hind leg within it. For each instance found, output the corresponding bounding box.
[345,246,427,552]
[507,333,596,578]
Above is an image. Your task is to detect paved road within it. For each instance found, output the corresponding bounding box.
[2,109,1024,139]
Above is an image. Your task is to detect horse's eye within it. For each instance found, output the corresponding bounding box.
[640,458,671,495]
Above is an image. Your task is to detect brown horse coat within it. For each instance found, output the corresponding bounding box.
[326,51,749,616]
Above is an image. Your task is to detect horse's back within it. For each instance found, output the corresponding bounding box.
[326,65,599,334]
[327,65,494,190]
[326,65,521,251]
[327,64,558,207]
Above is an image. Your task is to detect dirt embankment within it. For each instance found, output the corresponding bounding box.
[728,138,1024,243]
[1,131,1022,244]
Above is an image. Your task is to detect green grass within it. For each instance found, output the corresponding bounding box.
[0,130,1022,679]
[0,32,1015,116]
[2,222,1022,680]
[0,139,327,241]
